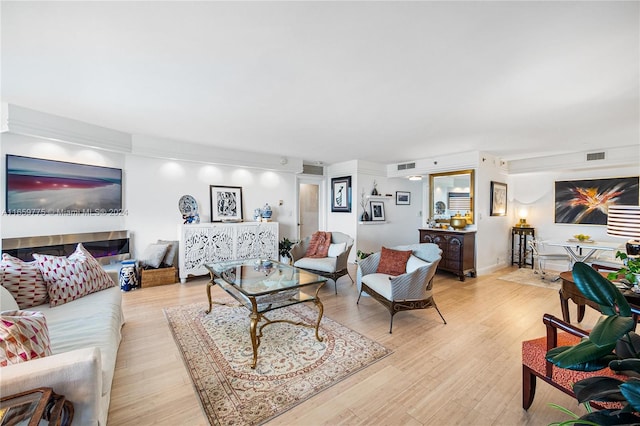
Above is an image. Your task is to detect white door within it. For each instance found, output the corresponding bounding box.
[297,176,324,240]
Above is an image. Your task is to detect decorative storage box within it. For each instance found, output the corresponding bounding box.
[141,267,177,288]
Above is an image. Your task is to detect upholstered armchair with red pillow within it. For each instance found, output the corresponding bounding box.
[289,231,354,294]
[356,243,445,333]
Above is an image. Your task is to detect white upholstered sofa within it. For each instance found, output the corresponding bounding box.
[1,270,124,425]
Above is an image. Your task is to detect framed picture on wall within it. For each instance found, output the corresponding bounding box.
[396,191,411,205]
[210,185,244,222]
[331,176,351,213]
[490,181,507,216]
[555,176,639,225]
[370,201,385,221]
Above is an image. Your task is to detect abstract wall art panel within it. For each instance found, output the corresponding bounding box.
[554,176,639,225]
[6,155,123,215]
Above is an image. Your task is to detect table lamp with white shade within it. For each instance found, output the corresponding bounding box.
[607,205,640,257]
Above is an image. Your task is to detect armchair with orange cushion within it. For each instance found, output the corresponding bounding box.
[356,243,445,333]
[289,231,354,294]
[522,313,626,410]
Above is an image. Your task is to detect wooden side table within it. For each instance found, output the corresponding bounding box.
[511,226,535,268]
[0,387,73,426]
[559,270,640,323]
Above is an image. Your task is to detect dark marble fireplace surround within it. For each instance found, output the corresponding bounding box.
[2,230,130,264]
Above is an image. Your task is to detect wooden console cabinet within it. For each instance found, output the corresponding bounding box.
[418,229,476,281]
[179,222,278,283]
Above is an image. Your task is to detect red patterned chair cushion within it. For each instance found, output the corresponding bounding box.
[377,247,412,276]
[0,310,52,367]
[0,253,49,309]
[522,332,625,410]
[305,231,332,258]
[34,243,115,307]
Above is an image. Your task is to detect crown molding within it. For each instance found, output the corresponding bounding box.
[1,103,132,153]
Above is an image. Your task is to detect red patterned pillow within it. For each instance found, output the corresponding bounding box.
[0,253,49,309]
[305,231,332,258]
[0,310,52,367]
[34,243,115,307]
[377,247,412,276]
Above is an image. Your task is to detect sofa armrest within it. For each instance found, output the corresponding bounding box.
[0,347,103,426]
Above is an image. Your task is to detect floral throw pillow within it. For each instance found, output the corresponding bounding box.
[0,253,49,309]
[0,310,52,367]
[376,247,413,276]
[34,243,115,307]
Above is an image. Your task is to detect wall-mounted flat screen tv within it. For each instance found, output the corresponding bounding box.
[6,154,123,215]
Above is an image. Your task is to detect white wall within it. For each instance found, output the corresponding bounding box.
[507,165,640,269]
[0,134,299,259]
[125,155,298,257]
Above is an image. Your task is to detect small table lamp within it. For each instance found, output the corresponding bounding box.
[607,205,640,256]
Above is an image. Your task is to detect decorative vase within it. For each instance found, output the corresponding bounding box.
[261,203,272,220]
[361,211,370,221]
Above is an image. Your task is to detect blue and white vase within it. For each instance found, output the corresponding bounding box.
[261,203,272,220]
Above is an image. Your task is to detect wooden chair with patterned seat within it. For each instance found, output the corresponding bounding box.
[522,313,626,410]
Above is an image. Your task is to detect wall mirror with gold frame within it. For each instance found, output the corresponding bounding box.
[429,169,475,225]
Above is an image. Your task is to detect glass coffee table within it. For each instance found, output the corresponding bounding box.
[204,259,327,368]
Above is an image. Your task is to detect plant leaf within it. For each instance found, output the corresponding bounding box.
[547,341,617,371]
[579,410,640,425]
[589,316,636,347]
[610,359,640,378]
[572,262,632,317]
[620,379,640,412]
[573,376,627,403]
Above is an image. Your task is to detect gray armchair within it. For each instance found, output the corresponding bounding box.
[357,243,445,333]
[289,232,354,294]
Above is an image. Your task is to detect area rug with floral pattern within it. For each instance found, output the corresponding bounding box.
[164,301,392,425]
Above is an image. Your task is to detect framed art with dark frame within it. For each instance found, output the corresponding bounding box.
[331,176,351,212]
[210,185,244,222]
[396,191,411,205]
[554,176,639,225]
[370,201,385,221]
[490,181,507,216]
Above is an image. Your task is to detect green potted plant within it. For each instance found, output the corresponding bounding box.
[607,251,640,285]
[547,262,640,424]
[279,237,296,264]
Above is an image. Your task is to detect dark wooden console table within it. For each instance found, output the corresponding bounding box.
[559,270,640,323]
[511,226,534,268]
[418,228,476,281]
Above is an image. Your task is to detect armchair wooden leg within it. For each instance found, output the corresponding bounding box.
[357,289,363,304]
[389,314,394,334]
[522,365,537,410]
[434,304,447,325]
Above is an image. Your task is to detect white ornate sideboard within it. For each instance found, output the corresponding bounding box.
[178,222,279,283]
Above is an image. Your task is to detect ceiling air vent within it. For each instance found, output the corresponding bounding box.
[302,164,324,175]
[586,152,606,161]
[397,162,416,171]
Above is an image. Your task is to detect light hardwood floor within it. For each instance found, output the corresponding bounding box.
[108,265,603,425]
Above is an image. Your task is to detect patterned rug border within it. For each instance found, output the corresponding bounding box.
[164,300,393,425]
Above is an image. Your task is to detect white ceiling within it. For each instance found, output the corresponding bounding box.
[2,1,638,166]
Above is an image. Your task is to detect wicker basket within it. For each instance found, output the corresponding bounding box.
[141,267,177,288]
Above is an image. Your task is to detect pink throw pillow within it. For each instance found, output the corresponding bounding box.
[34,243,115,307]
[0,310,52,367]
[0,253,49,309]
